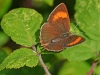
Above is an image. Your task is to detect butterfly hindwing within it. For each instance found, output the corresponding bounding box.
[64,35,85,47]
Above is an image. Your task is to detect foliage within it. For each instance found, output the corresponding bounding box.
[0,0,100,75]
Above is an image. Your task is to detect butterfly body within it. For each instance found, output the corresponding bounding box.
[40,3,85,51]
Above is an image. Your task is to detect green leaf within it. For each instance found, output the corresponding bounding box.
[0,31,9,47]
[1,8,43,47]
[75,0,100,41]
[0,48,39,71]
[85,39,100,52]
[0,0,12,18]
[60,43,94,61]
[74,0,100,55]
[58,62,90,75]
[70,23,85,36]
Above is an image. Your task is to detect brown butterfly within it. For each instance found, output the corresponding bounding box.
[40,3,85,52]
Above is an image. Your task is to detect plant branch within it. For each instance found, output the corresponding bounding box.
[32,45,51,75]
[87,59,98,75]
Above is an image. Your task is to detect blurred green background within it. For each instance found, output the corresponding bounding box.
[0,0,100,75]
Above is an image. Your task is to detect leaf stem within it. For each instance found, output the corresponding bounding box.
[32,45,51,75]
[87,59,98,75]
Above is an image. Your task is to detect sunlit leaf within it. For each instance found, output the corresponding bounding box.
[0,48,39,71]
[75,0,100,41]
[1,8,43,47]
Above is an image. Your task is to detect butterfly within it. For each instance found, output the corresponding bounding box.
[40,3,85,52]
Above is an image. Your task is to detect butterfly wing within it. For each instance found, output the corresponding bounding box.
[40,23,63,47]
[41,34,85,51]
[44,38,67,51]
[40,3,70,50]
[64,35,85,47]
[48,3,70,32]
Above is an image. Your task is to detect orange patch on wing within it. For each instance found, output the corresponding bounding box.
[41,42,50,46]
[42,44,46,46]
[67,37,82,46]
[53,11,67,21]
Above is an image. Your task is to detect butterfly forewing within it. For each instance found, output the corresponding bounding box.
[48,3,70,32]
[40,23,63,46]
